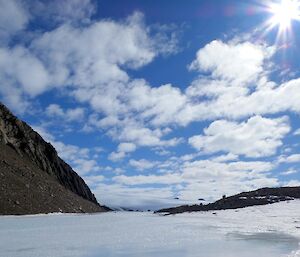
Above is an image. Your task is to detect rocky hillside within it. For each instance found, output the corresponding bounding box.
[155,187,300,214]
[0,102,109,215]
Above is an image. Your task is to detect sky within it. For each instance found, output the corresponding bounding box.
[1,0,300,210]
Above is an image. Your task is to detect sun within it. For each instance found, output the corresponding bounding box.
[269,0,300,29]
[261,0,300,44]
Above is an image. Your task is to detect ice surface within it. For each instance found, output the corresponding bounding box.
[0,200,300,257]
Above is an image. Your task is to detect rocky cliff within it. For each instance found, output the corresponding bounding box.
[0,102,109,214]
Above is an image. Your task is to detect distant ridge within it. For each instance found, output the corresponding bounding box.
[155,186,300,214]
[0,102,110,215]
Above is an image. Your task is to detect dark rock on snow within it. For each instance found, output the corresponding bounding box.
[156,186,300,215]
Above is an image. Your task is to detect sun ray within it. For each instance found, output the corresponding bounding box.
[264,0,300,44]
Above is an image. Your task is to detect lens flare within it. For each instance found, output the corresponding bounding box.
[266,0,300,42]
[269,0,300,28]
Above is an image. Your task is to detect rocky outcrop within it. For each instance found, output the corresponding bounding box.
[155,187,300,215]
[0,102,109,214]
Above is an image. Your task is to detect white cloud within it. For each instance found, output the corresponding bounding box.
[4,15,300,157]
[46,104,85,122]
[182,159,274,181]
[107,118,182,148]
[168,41,300,127]
[113,173,182,185]
[72,158,100,176]
[92,183,187,210]
[66,108,85,121]
[108,142,137,161]
[118,142,137,153]
[284,180,300,187]
[294,129,300,135]
[83,175,105,188]
[126,81,187,126]
[0,46,50,112]
[277,154,300,163]
[189,116,290,158]
[112,168,125,175]
[108,151,126,162]
[129,159,157,171]
[176,76,300,127]
[46,104,64,116]
[31,12,157,93]
[179,159,277,201]
[189,40,273,86]
[1,12,177,115]
[107,157,277,205]
[211,153,239,162]
[281,169,298,176]
[0,0,29,42]
[53,141,90,162]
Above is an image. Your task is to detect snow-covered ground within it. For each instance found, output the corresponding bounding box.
[0,200,300,257]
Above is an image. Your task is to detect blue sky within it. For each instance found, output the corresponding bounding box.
[1,0,300,210]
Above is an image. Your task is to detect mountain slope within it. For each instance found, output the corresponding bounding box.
[0,102,109,215]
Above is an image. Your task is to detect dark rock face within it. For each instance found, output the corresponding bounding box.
[155,187,300,215]
[0,102,109,214]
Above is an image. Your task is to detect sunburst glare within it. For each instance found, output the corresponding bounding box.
[265,0,300,43]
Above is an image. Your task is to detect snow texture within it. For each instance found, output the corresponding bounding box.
[0,200,300,257]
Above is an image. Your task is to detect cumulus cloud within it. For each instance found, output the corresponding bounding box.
[189,116,290,158]
[92,183,187,210]
[0,46,49,112]
[0,47,50,93]
[0,0,29,42]
[189,40,273,86]
[0,12,177,114]
[108,142,137,161]
[72,159,100,176]
[210,153,239,162]
[126,81,187,126]
[280,169,298,176]
[108,157,277,204]
[129,159,157,171]
[0,10,184,148]
[113,173,181,185]
[118,142,137,153]
[31,12,155,91]
[108,152,126,162]
[113,122,182,147]
[182,159,274,181]
[171,41,300,126]
[2,12,299,155]
[46,104,85,122]
[277,154,300,164]
[76,37,284,131]
[179,158,277,201]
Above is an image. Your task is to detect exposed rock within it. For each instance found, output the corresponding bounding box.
[0,102,110,215]
[155,186,300,215]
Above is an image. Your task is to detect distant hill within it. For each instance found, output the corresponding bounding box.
[155,187,300,215]
[0,102,110,215]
